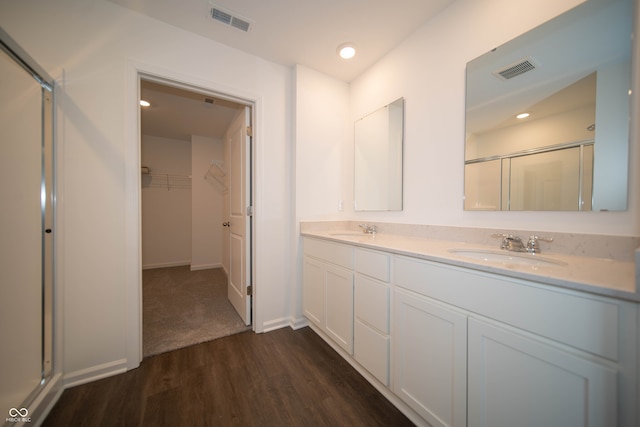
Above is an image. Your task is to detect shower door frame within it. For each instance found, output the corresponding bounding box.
[0,26,56,419]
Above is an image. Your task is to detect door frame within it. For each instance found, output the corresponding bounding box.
[125,63,258,367]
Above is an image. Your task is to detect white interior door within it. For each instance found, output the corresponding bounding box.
[227,106,251,325]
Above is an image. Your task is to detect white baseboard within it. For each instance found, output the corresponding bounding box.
[289,316,308,330]
[262,317,307,333]
[142,261,190,270]
[63,359,127,389]
[190,263,222,271]
[261,317,291,332]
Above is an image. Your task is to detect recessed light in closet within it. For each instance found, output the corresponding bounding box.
[337,43,356,59]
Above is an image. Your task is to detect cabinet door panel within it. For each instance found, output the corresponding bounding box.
[325,266,354,354]
[354,319,390,385]
[302,257,325,326]
[468,319,617,427]
[355,274,390,333]
[393,289,467,427]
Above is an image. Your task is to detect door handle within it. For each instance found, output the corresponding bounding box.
[223,222,230,227]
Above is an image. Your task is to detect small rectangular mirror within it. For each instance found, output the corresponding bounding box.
[354,97,404,211]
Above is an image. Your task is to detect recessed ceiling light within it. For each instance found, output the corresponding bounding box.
[337,43,356,59]
[140,100,151,107]
[516,112,530,119]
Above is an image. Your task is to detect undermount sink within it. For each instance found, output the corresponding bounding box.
[449,248,567,267]
[329,231,367,237]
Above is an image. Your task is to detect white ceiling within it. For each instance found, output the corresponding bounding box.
[140,80,244,141]
[132,0,629,143]
[128,0,455,141]
[109,0,455,83]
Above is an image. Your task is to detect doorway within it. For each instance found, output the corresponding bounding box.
[138,76,254,357]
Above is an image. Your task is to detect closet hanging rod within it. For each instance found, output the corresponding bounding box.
[147,172,192,179]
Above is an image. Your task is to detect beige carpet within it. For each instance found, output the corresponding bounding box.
[143,266,250,357]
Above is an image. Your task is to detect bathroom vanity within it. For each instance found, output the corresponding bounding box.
[300,222,639,427]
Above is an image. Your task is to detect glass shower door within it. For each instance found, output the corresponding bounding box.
[0,29,54,417]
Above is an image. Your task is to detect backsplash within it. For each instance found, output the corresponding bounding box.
[300,221,640,263]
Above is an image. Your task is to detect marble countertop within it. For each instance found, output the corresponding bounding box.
[301,229,639,303]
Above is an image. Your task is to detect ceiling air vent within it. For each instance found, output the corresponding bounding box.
[493,57,537,80]
[210,6,252,32]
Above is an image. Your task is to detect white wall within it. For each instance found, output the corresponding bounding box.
[0,0,292,383]
[294,66,351,221]
[293,65,350,324]
[141,135,192,269]
[141,134,224,271]
[345,0,639,236]
[191,135,224,270]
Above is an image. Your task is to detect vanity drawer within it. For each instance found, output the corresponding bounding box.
[354,319,390,386]
[355,248,390,282]
[394,256,621,361]
[304,238,353,269]
[355,275,390,334]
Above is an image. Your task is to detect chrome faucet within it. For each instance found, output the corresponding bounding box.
[493,233,527,252]
[526,235,554,254]
[359,223,377,235]
[492,233,553,254]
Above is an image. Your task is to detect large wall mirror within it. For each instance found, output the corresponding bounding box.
[354,97,404,211]
[464,0,634,211]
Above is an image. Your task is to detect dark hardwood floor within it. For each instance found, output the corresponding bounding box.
[43,327,414,427]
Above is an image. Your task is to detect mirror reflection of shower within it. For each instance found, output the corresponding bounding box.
[464,0,633,211]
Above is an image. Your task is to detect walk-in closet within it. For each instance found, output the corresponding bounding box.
[140,79,250,357]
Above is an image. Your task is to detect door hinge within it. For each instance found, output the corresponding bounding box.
[247,285,253,296]
[246,126,253,137]
[247,205,253,216]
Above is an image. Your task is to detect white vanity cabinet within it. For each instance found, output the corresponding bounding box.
[301,236,638,427]
[467,318,617,427]
[394,255,636,427]
[302,238,354,354]
[393,288,468,427]
[354,248,392,386]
